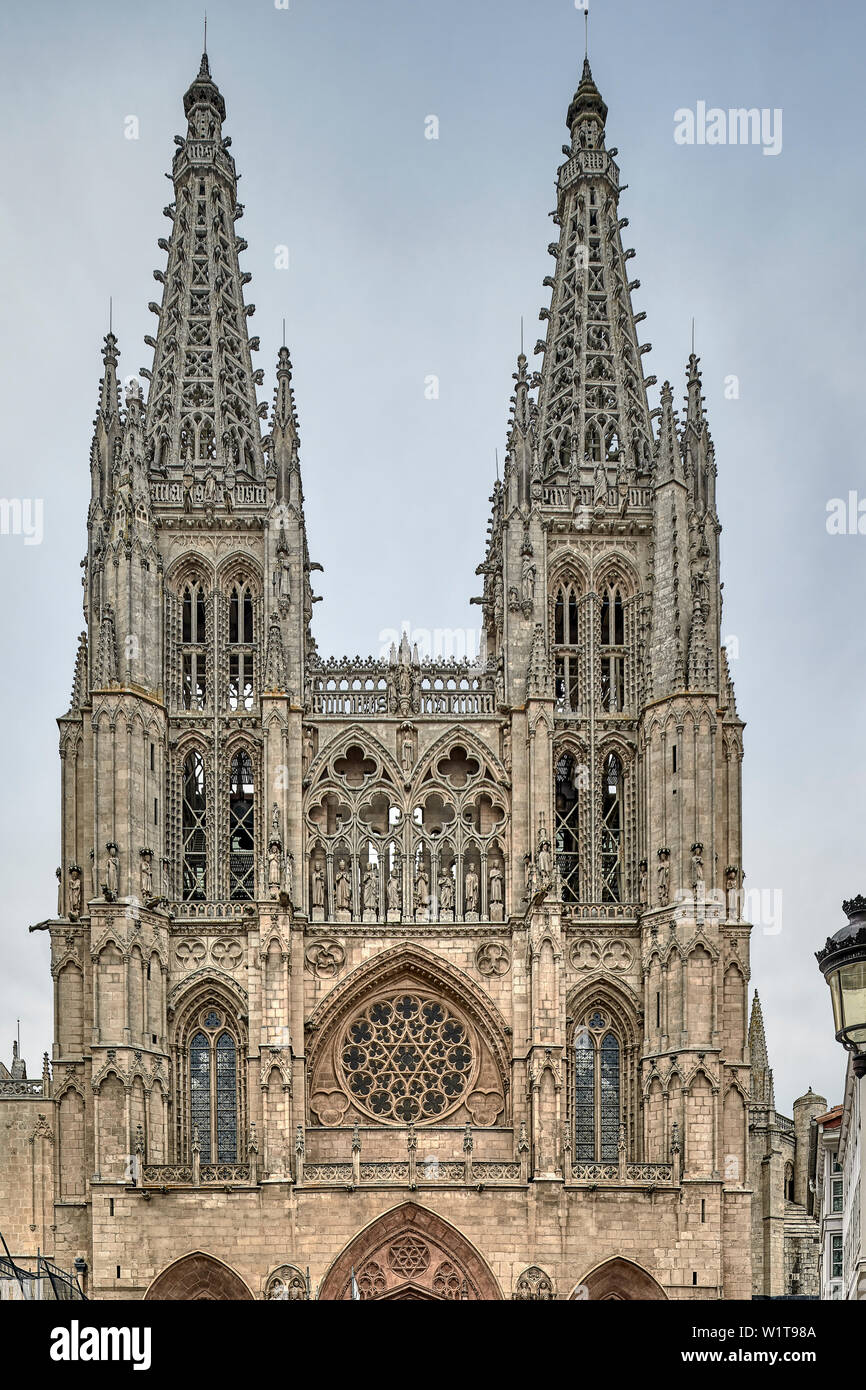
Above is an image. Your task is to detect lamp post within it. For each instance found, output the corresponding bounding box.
[816,896,866,1078]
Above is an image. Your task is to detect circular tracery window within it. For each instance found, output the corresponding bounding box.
[338,993,477,1124]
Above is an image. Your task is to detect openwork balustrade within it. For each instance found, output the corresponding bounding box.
[301,1159,521,1186]
[306,658,496,717]
[572,1161,674,1184]
[139,1162,251,1186]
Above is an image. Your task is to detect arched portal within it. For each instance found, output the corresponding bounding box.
[318,1202,502,1301]
[144,1251,255,1301]
[575,1256,667,1301]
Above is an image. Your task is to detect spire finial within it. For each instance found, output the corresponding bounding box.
[495,448,500,483]
[109,296,113,334]
[690,316,695,354]
[584,6,589,60]
[520,315,524,356]
[204,12,207,55]
[282,317,286,349]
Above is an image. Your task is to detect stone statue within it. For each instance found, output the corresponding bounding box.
[335,860,352,913]
[139,852,153,900]
[302,727,316,775]
[104,843,119,899]
[268,841,282,898]
[68,866,82,918]
[690,842,704,892]
[536,832,552,885]
[282,851,294,904]
[414,863,429,911]
[524,855,539,904]
[638,858,648,906]
[362,863,379,915]
[312,863,326,910]
[465,865,479,915]
[657,849,670,908]
[489,863,503,907]
[400,726,414,778]
[438,868,454,914]
[276,548,291,609]
[56,867,62,917]
[521,559,536,609]
[387,867,402,913]
[90,848,97,899]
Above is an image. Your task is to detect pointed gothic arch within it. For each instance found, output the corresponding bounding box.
[573,1256,667,1301]
[317,1202,502,1300]
[143,1251,255,1301]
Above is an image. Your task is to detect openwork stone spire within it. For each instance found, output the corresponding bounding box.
[95,605,118,687]
[749,992,775,1109]
[143,55,265,479]
[533,60,654,480]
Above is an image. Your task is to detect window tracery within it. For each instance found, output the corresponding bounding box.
[600,752,623,903]
[181,751,208,900]
[573,1010,622,1161]
[184,1006,241,1162]
[229,750,255,899]
[338,993,477,1124]
[305,737,508,924]
[555,751,583,903]
[553,577,582,714]
[599,577,626,713]
[181,580,208,710]
[227,578,255,711]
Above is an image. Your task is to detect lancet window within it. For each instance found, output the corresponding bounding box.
[181,751,208,901]
[553,578,581,715]
[229,750,255,899]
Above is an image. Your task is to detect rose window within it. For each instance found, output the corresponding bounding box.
[338,993,477,1124]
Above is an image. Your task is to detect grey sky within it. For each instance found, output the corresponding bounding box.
[0,0,861,1114]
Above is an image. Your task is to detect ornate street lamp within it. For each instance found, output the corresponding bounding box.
[816,896,866,1078]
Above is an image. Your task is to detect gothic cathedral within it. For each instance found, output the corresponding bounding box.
[6,53,762,1300]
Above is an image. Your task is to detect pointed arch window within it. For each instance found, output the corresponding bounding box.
[187,1010,239,1161]
[599,580,626,713]
[229,751,255,900]
[573,1011,621,1161]
[600,753,623,903]
[227,581,255,711]
[553,579,581,714]
[181,752,207,901]
[555,752,582,903]
[181,581,207,710]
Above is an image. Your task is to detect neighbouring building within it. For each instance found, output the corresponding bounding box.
[0,48,804,1300]
[748,994,823,1298]
[838,1056,866,1299]
[807,1103,844,1299]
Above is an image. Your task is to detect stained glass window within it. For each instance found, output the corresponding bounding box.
[338,994,475,1124]
[187,1014,239,1162]
[229,751,255,899]
[599,1033,620,1160]
[574,1030,595,1160]
[573,1014,623,1162]
[189,1030,211,1161]
[216,1034,238,1161]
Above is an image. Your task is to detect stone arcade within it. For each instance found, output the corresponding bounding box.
[0,52,803,1300]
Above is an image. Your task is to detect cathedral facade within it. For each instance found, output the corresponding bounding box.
[1,53,762,1300]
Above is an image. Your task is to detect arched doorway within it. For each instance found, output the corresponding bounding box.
[575,1257,667,1301]
[318,1202,502,1300]
[144,1251,255,1301]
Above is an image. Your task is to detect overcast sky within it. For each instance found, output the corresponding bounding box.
[0,0,862,1114]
